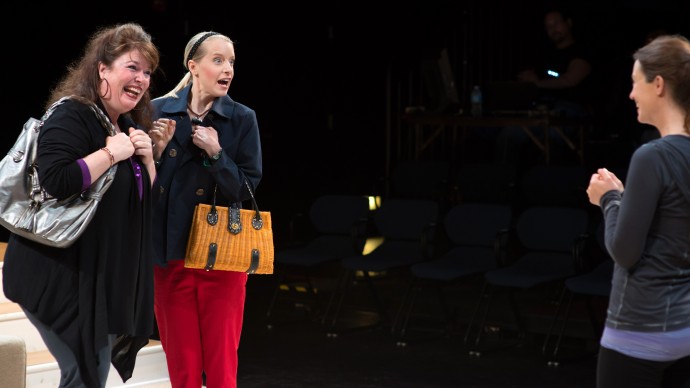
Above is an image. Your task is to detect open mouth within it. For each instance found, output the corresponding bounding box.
[124,86,142,97]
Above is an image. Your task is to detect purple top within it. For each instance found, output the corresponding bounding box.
[77,157,146,200]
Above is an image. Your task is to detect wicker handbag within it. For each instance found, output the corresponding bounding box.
[185,179,274,274]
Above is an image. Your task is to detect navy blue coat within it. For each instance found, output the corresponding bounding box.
[151,85,263,266]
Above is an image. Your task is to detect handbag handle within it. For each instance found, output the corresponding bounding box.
[30,96,117,205]
[205,178,264,234]
[42,96,116,136]
[87,102,117,136]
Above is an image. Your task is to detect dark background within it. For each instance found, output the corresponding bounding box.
[5,0,690,244]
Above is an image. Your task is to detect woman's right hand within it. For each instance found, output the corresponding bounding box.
[586,168,624,206]
[149,118,176,161]
[105,132,135,163]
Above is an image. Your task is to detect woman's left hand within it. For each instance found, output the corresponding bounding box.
[191,124,220,156]
[129,128,154,163]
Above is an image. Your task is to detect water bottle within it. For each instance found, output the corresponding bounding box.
[470,85,483,117]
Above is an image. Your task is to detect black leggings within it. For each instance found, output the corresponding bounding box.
[597,346,690,388]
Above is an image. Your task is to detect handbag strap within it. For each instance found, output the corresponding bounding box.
[40,96,72,122]
[86,102,117,136]
[33,96,118,198]
[206,178,264,233]
[41,96,116,137]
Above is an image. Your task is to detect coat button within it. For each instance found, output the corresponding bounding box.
[159,186,165,195]
[195,188,205,196]
[169,148,178,158]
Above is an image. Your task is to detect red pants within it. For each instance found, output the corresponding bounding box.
[154,260,247,388]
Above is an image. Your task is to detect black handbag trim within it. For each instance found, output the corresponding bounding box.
[205,242,218,271]
[248,248,259,274]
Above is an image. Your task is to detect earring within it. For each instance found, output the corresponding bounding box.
[100,78,111,98]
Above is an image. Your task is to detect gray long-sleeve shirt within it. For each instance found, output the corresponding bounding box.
[600,134,690,332]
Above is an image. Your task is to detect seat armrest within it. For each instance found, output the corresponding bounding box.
[420,222,438,261]
[572,233,596,274]
[0,335,26,388]
[493,228,512,267]
[350,216,373,254]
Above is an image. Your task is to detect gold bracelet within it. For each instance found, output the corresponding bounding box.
[100,147,115,168]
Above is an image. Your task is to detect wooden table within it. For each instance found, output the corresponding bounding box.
[402,113,586,165]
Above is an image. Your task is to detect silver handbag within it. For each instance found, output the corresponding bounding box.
[0,96,117,248]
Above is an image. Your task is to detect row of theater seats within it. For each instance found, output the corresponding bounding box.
[265,160,617,364]
[376,159,603,212]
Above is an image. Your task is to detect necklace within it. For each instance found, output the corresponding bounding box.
[187,102,212,121]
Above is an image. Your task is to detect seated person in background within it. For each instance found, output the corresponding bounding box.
[517,7,594,119]
[496,6,594,167]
